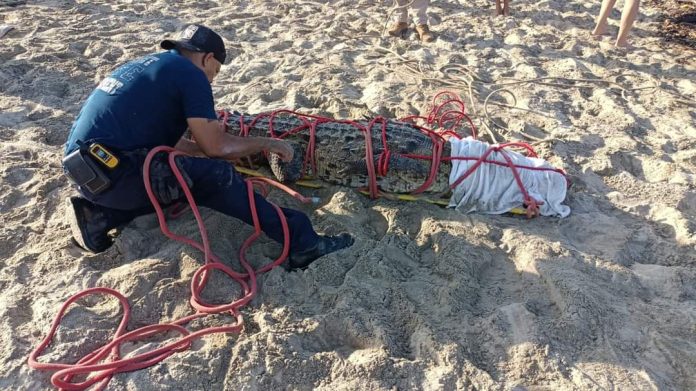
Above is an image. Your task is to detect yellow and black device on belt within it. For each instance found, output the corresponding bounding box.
[62,141,117,195]
[88,143,119,169]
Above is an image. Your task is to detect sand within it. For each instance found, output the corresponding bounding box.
[1,0,695,390]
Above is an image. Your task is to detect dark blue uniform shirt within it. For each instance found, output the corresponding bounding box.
[65,50,216,154]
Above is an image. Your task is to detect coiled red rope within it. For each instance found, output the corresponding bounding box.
[29,146,310,390]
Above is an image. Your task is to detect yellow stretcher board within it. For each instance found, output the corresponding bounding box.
[234,166,527,215]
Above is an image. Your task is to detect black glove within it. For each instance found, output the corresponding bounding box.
[148,154,193,205]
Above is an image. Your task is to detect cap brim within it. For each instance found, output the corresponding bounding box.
[160,39,203,53]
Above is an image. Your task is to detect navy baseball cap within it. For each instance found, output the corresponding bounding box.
[161,24,227,64]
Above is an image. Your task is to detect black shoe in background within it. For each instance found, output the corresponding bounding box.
[288,233,355,270]
[65,197,113,253]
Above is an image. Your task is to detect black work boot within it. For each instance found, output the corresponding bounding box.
[287,233,355,270]
[65,197,113,253]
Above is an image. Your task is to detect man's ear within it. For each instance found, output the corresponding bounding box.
[204,52,215,65]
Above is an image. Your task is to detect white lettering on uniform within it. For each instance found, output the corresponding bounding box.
[140,56,159,66]
[120,64,145,82]
[97,77,124,95]
[97,55,159,94]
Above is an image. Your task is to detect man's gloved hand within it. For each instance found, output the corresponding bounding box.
[149,154,193,205]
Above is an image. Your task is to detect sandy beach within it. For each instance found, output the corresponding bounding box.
[1,0,695,390]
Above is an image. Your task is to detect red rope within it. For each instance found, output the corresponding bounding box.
[29,146,310,390]
[448,143,548,218]
[223,91,566,211]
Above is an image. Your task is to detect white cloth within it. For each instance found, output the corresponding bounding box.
[448,138,571,218]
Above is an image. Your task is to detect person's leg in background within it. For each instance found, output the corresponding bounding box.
[388,0,410,37]
[496,0,504,16]
[413,0,434,42]
[413,0,429,25]
[505,0,511,15]
[615,0,639,47]
[592,0,617,38]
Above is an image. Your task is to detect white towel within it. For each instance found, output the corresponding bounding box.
[448,138,571,217]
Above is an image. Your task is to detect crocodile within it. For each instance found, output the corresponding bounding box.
[222,112,453,194]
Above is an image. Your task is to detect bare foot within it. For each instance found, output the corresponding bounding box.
[591,24,607,39]
[615,38,631,48]
[605,42,630,55]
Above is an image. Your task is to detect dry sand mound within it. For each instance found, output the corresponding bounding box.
[1,1,695,390]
